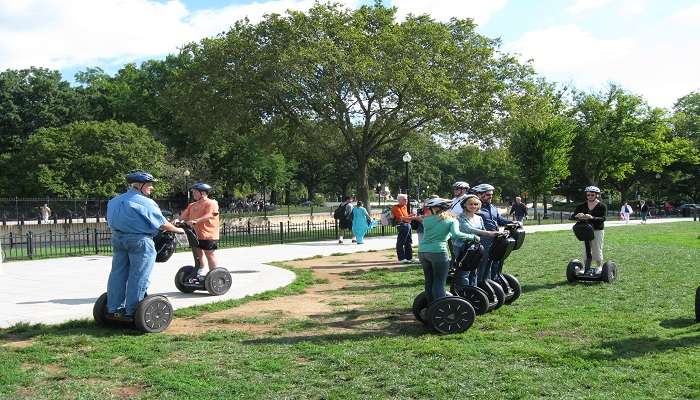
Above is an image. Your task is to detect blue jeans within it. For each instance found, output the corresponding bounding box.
[419,252,450,303]
[396,223,413,260]
[107,232,157,315]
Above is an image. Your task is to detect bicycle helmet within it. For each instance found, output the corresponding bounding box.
[425,197,451,210]
[191,182,212,192]
[126,171,157,183]
[459,194,480,208]
[471,183,495,193]
[584,185,601,193]
[452,181,470,190]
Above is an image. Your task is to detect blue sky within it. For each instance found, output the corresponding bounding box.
[1,0,698,108]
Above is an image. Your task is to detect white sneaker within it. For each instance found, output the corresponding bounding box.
[402,259,413,264]
[338,240,344,244]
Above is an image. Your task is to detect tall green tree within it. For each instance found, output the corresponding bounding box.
[6,120,168,197]
[177,2,530,207]
[508,81,574,212]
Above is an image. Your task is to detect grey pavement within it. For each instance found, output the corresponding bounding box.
[0,217,693,328]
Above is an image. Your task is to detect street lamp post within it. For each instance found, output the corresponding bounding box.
[403,152,412,213]
[183,169,191,204]
[655,173,661,216]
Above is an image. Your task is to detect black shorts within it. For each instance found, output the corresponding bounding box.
[197,240,219,251]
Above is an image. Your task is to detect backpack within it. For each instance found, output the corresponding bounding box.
[380,207,395,226]
[334,203,353,222]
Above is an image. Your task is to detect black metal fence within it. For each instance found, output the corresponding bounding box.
[0,197,185,225]
[0,220,399,262]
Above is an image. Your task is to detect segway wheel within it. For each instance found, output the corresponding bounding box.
[695,286,700,322]
[566,260,582,283]
[205,268,233,296]
[134,295,173,333]
[486,279,505,310]
[93,292,110,326]
[503,274,522,305]
[412,292,429,323]
[427,297,475,334]
[452,285,490,315]
[174,266,197,293]
[601,261,617,283]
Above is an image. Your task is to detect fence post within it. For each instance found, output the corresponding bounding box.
[20,214,25,226]
[53,214,58,224]
[37,214,42,224]
[537,212,541,225]
[9,232,14,248]
[94,228,99,254]
[247,220,251,234]
[279,222,284,244]
[26,231,33,259]
[560,211,563,223]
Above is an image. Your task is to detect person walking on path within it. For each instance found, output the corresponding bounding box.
[509,196,528,222]
[351,201,376,244]
[39,204,51,224]
[176,182,220,280]
[417,198,475,305]
[392,194,417,263]
[620,201,633,224]
[105,172,183,319]
[334,196,355,244]
[639,200,649,224]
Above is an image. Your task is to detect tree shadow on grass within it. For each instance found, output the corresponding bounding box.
[242,307,430,345]
[581,330,700,361]
[660,318,698,329]
[0,319,146,343]
[520,281,569,294]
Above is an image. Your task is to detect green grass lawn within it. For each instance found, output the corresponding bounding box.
[1,222,699,399]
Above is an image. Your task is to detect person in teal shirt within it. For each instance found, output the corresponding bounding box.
[417,198,477,304]
[351,201,376,244]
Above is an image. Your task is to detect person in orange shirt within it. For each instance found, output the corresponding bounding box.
[177,182,220,279]
[392,194,417,263]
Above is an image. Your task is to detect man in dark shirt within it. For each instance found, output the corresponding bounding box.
[509,197,528,222]
[472,184,511,283]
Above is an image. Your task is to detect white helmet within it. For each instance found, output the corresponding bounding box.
[425,197,451,210]
[471,183,495,193]
[584,186,601,193]
[452,181,470,190]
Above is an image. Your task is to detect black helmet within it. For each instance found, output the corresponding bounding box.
[126,172,157,183]
[191,182,212,192]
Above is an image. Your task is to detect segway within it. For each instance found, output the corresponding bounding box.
[412,292,476,334]
[93,292,173,333]
[448,242,491,315]
[566,221,617,283]
[173,223,232,295]
[489,224,524,304]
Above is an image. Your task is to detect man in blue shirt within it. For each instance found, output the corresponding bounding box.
[472,184,512,283]
[106,172,184,319]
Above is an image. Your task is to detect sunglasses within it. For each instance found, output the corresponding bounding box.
[586,193,597,197]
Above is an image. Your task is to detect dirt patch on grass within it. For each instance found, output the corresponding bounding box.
[166,249,410,336]
[2,337,34,348]
[112,384,144,399]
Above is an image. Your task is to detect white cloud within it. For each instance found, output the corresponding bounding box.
[506,23,700,108]
[566,0,612,14]
[0,0,359,71]
[392,0,506,25]
[667,3,700,24]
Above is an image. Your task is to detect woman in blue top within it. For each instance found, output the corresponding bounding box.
[452,194,502,288]
[351,201,376,244]
[417,198,477,304]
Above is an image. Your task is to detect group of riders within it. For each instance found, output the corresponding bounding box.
[405,181,607,311]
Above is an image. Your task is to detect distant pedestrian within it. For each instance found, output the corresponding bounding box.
[639,200,649,224]
[334,196,354,244]
[392,194,417,262]
[351,201,375,244]
[39,204,51,224]
[620,202,632,223]
[509,196,528,222]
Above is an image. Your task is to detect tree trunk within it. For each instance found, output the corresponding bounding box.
[531,193,538,219]
[356,154,370,213]
[543,194,549,217]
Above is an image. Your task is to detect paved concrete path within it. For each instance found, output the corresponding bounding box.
[0,217,692,328]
